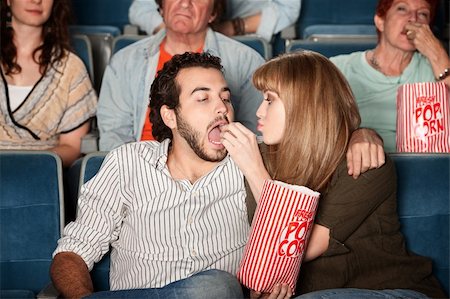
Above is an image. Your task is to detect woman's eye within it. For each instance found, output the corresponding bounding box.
[265,98,272,105]
[198,98,207,102]
[222,98,231,103]
[397,5,407,12]
[418,11,430,19]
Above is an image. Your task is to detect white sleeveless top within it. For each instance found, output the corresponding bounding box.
[8,84,33,111]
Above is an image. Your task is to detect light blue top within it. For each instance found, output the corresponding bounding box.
[128,0,161,35]
[223,0,301,41]
[128,0,301,42]
[330,51,435,152]
[97,28,265,151]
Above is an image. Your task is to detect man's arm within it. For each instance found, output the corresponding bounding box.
[50,252,93,299]
[347,128,385,179]
[128,0,164,35]
[97,57,137,151]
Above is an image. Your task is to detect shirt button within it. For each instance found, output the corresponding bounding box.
[192,191,199,198]
[187,217,193,224]
[192,250,197,256]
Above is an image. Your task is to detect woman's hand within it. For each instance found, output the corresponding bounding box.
[250,283,293,299]
[405,22,450,86]
[221,122,270,201]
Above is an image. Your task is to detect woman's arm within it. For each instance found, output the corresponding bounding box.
[406,22,450,87]
[51,122,90,167]
[128,0,164,35]
[213,0,301,42]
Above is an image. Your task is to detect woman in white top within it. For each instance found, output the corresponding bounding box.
[0,0,97,167]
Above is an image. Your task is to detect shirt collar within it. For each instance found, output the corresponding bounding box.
[149,138,232,183]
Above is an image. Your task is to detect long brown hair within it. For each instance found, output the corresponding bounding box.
[0,0,72,75]
[253,51,361,192]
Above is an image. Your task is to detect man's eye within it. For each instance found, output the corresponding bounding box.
[198,98,207,102]
[265,98,272,105]
[222,98,231,103]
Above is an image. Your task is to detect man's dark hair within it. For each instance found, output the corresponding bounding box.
[149,52,223,142]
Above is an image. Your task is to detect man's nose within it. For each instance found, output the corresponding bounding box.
[215,98,229,115]
[179,0,191,8]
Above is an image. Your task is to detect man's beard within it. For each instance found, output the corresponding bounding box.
[176,113,227,162]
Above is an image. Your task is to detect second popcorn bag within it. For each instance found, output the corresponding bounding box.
[237,179,320,294]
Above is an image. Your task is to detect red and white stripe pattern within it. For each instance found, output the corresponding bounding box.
[397,82,450,152]
[237,180,320,294]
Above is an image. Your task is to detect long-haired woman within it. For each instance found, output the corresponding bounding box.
[1,0,97,167]
[221,51,446,299]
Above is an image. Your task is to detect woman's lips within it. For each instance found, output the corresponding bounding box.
[257,122,264,131]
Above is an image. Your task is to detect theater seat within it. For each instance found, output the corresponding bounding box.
[112,35,146,55]
[71,34,95,81]
[391,153,449,295]
[0,151,64,297]
[233,35,272,60]
[286,39,377,58]
[79,152,110,291]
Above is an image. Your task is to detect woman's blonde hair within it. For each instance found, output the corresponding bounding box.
[253,51,361,192]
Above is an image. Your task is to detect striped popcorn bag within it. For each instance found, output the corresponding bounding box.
[396,82,450,152]
[237,180,320,294]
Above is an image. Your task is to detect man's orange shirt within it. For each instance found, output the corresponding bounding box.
[140,42,203,141]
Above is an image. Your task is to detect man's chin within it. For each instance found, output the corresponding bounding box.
[201,148,228,162]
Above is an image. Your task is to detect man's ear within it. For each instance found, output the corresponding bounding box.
[161,105,177,129]
[374,14,384,33]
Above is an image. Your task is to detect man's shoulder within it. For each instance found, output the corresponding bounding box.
[110,35,159,64]
[110,140,166,164]
[208,31,265,65]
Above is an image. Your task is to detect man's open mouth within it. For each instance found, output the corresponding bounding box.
[208,120,228,145]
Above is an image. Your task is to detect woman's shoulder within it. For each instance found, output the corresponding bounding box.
[330,51,366,69]
[62,51,90,73]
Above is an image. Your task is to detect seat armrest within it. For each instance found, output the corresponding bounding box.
[37,283,59,299]
[123,24,140,35]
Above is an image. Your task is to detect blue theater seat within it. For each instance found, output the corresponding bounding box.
[70,26,119,93]
[286,39,377,58]
[391,153,449,295]
[295,0,377,40]
[0,151,64,297]
[112,35,146,55]
[71,0,134,32]
[233,35,272,60]
[71,34,95,81]
[79,152,110,291]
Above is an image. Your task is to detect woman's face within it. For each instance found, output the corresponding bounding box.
[375,0,431,51]
[256,90,286,145]
[8,0,54,28]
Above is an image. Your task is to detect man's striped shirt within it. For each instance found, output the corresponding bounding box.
[54,139,250,290]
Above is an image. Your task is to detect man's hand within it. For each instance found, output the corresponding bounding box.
[250,283,292,299]
[347,128,385,179]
